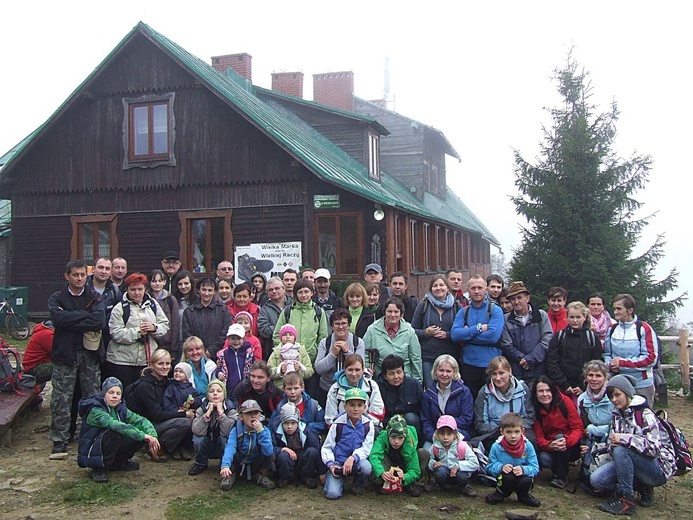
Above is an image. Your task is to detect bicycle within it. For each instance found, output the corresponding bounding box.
[0,293,29,340]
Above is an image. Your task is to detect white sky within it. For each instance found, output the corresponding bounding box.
[1,1,690,324]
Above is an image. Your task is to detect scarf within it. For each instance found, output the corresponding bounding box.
[189,358,211,393]
[586,384,607,404]
[349,306,364,333]
[425,292,455,310]
[591,310,612,340]
[501,435,526,459]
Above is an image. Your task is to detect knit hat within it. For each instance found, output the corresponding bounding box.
[101,376,123,394]
[234,311,254,326]
[279,324,298,340]
[173,362,193,382]
[344,387,368,402]
[279,402,300,424]
[239,399,262,413]
[207,379,227,398]
[606,374,638,399]
[387,415,408,437]
[227,323,245,338]
[506,281,531,298]
[436,415,458,432]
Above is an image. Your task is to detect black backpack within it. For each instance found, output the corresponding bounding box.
[121,296,159,325]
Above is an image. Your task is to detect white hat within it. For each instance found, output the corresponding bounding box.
[227,323,246,337]
[314,268,331,280]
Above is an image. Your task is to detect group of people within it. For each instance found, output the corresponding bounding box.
[36,254,677,515]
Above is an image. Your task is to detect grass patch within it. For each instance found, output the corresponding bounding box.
[165,484,264,520]
[38,479,136,507]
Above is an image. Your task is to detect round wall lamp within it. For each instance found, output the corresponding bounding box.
[373,209,385,221]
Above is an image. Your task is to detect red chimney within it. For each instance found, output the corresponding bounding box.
[272,71,304,99]
[211,53,252,81]
[313,71,354,112]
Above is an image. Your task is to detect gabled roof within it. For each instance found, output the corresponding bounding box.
[0,22,496,245]
[354,96,461,161]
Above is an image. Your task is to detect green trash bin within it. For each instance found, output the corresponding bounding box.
[0,286,29,338]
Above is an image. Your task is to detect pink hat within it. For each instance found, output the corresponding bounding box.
[436,415,458,432]
[279,324,298,339]
[234,311,253,325]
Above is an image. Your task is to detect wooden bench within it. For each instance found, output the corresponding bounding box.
[0,390,37,446]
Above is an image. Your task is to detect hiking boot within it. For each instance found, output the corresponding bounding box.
[49,441,68,460]
[518,492,541,507]
[188,463,207,476]
[460,484,477,497]
[485,490,505,504]
[277,478,289,488]
[303,477,317,489]
[638,485,654,507]
[111,459,140,471]
[150,447,168,463]
[178,447,193,461]
[351,484,365,495]
[256,475,276,490]
[598,495,637,515]
[550,477,567,489]
[91,467,109,483]
[220,474,236,491]
[404,483,423,497]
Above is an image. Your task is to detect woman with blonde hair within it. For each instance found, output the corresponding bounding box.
[343,283,375,338]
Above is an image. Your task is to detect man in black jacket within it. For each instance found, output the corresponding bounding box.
[48,259,105,457]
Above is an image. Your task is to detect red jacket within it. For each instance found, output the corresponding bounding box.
[533,392,583,451]
[229,301,260,337]
[22,321,54,371]
[548,308,568,333]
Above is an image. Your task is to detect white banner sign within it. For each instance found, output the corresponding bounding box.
[234,241,302,284]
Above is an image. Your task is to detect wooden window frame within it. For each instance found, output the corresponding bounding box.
[71,214,119,262]
[314,212,363,277]
[179,209,233,274]
[367,131,381,181]
[122,92,176,170]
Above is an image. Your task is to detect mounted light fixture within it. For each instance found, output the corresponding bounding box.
[373,203,385,221]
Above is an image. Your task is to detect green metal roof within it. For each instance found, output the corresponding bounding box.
[0,21,497,245]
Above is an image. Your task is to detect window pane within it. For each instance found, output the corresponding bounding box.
[318,217,337,275]
[209,218,225,273]
[152,104,169,154]
[339,216,359,275]
[190,219,207,273]
[98,226,111,258]
[133,106,149,156]
[81,223,94,263]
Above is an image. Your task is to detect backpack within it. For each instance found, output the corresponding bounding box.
[432,436,467,460]
[419,299,462,321]
[122,297,159,325]
[462,301,496,327]
[283,303,323,345]
[334,419,370,443]
[556,328,597,352]
[608,320,662,372]
[634,408,692,477]
[0,338,37,394]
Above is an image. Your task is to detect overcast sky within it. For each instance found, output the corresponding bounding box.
[1,1,690,324]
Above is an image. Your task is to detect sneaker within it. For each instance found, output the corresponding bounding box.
[351,484,365,495]
[256,475,276,490]
[518,492,541,507]
[111,459,140,471]
[485,490,505,505]
[303,477,317,489]
[598,495,637,515]
[49,442,68,460]
[460,484,477,497]
[550,477,567,489]
[638,485,654,507]
[91,467,109,483]
[220,474,236,491]
[188,463,207,476]
[277,478,289,489]
[404,483,423,497]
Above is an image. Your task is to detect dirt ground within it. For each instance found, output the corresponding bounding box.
[1,384,691,520]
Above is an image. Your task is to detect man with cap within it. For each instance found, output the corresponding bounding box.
[364,263,390,309]
[312,268,343,322]
[161,251,182,292]
[272,402,322,489]
[220,399,276,490]
[321,387,374,499]
[500,281,553,389]
[369,414,428,497]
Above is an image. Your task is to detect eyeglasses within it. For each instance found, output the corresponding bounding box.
[163,259,180,265]
[332,322,349,328]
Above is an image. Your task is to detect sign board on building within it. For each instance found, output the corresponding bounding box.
[313,194,340,209]
[234,241,302,284]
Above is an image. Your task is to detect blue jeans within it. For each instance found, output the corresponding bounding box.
[590,445,667,496]
[432,466,473,488]
[193,434,227,466]
[324,458,372,499]
[538,434,580,480]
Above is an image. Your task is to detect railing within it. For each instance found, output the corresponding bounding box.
[659,330,691,394]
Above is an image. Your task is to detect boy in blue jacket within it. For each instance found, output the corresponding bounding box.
[269,371,327,437]
[78,377,160,483]
[485,412,541,507]
[273,402,324,489]
[219,399,276,491]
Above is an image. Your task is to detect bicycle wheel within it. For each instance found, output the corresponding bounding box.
[6,313,29,340]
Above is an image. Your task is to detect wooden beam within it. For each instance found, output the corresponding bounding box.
[680,329,690,393]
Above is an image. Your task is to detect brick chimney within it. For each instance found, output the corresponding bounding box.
[211,53,252,81]
[313,71,354,112]
[272,71,304,99]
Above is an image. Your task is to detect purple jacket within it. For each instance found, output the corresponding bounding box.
[421,379,474,442]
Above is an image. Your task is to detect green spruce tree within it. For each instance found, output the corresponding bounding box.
[509,56,685,329]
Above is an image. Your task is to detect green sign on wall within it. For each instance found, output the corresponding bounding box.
[313,194,340,209]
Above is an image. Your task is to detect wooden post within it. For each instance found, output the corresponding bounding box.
[680,329,690,394]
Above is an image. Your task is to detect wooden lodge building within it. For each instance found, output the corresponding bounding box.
[0,22,498,315]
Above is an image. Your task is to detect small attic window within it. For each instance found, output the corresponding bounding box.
[122,93,176,170]
[367,131,380,181]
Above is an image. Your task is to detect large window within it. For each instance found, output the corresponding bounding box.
[71,214,118,264]
[315,213,362,276]
[122,93,176,169]
[179,210,233,274]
